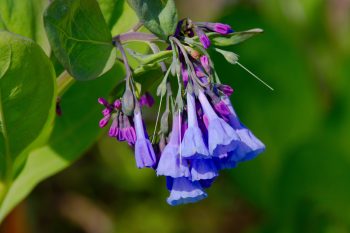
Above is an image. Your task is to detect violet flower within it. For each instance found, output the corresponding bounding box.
[198,91,239,156]
[134,108,156,168]
[157,113,190,178]
[181,93,210,159]
[190,159,218,181]
[166,177,207,206]
[195,27,210,49]
[221,96,265,161]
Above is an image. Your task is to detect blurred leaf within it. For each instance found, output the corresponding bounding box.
[0,31,56,216]
[0,14,6,29]
[44,0,116,80]
[98,0,139,36]
[0,0,50,53]
[209,29,264,47]
[127,0,178,40]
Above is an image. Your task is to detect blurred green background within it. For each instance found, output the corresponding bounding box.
[2,0,350,232]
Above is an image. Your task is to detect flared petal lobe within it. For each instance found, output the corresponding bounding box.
[191,159,218,181]
[134,110,156,168]
[167,177,208,206]
[181,93,210,159]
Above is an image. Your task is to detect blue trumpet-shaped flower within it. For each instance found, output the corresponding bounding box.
[198,91,239,156]
[157,113,190,178]
[167,177,207,206]
[134,108,156,169]
[181,93,210,159]
[221,96,265,161]
[191,159,218,181]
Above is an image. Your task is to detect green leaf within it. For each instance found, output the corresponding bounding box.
[0,14,6,30]
[0,31,56,196]
[44,0,117,80]
[127,0,178,40]
[0,0,50,54]
[98,0,140,36]
[0,64,122,222]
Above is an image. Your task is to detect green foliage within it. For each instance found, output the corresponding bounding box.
[0,0,50,53]
[0,0,140,222]
[44,0,116,80]
[127,0,178,40]
[0,31,56,216]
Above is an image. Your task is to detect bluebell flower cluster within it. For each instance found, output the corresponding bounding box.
[98,19,265,206]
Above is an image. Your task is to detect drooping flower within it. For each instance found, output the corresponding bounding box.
[157,113,190,178]
[134,107,156,169]
[198,90,239,156]
[166,177,207,206]
[221,96,265,161]
[190,159,218,181]
[181,92,210,159]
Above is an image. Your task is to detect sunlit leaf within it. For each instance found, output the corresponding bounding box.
[127,0,178,40]
[44,0,116,80]
[0,31,56,213]
[0,0,50,53]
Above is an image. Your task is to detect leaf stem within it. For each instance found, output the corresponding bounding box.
[57,71,75,96]
[114,32,161,44]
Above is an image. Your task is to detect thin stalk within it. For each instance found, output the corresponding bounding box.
[114,32,161,44]
[57,71,75,96]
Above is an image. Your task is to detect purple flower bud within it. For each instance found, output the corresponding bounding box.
[109,116,119,137]
[198,91,239,156]
[139,92,155,108]
[102,108,111,116]
[195,27,211,49]
[166,177,207,206]
[200,55,210,73]
[157,114,190,178]
[213,23,232,35]
[122,114,136,145]
[114,99,121,109]
[134,109,156,168]
[99,114,111,128]
[217,84,234,96]
[181,93,210,159]
[98,97,109,106]
[117,114,125,141]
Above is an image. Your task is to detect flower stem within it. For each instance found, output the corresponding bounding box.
[114,32,161,44]
[57,71,75,96]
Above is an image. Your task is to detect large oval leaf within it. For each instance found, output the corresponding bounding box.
[44,0,117,80]
[0,31,56,185]
[127,0,178,40]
